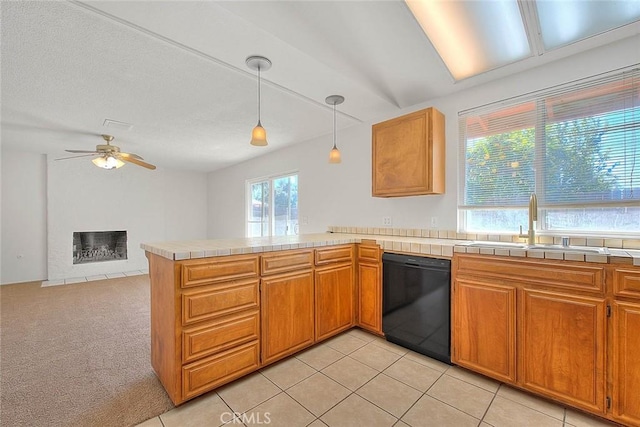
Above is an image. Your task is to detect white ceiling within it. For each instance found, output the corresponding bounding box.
[2,1,639,172]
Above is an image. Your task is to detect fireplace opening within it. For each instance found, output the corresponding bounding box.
[73,231,127,264]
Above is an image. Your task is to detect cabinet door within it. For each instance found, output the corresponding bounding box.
[612,301,640,425]
[520,289,606,414]
[358,261,382,335]
[261,270,315,365]
[452,279,516,383]
[372,107,444,197]
[315,264,354,341]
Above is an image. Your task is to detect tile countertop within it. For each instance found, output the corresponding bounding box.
[140,233,640,266]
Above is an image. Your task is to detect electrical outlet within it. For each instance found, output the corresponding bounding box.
[302,216,309,225]
[383,217,392,226]
[430,217,438,227]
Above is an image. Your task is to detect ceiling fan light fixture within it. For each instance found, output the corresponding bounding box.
[325,95,344,164]
[92,155,124,170]
[246,55,272,147]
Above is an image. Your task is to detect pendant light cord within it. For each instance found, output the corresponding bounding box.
[332,102,337,149]
[257,66,262,124]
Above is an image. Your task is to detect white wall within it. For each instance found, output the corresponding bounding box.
[1,150,48,284]
[207,36,640,239]
[46,157,208,281]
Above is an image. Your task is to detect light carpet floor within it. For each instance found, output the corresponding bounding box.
[0,275,174,426]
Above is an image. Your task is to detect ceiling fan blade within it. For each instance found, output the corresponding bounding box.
[65,149,99,154]
[55,154,97,161]
[118,154,156,170]
[119,152,144,160]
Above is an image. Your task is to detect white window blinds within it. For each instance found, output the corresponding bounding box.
[459,67,640,233]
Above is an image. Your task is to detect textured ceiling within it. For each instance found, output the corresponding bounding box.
[1,1,639,172]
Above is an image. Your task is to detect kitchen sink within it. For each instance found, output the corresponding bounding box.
[526,245,609,255]
[462,241,609,255]
[463,241,528,249]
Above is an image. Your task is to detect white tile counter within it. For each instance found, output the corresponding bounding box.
[140,233,640,265]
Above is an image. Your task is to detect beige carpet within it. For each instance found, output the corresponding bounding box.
[0,275,174,426]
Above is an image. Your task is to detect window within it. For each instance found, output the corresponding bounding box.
[247,173,298,237]
[459,68,639,235]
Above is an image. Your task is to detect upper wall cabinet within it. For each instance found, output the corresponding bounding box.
[372,107,445,197]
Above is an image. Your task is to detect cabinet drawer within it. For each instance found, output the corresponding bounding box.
[181,255,259,288]
[315,245,353,265]
[182,278,259,325]
[182,341,259,400]
[182,311,259,364]
[614,268,640,298]
[358,245,380,262]
[261,249,313,276]
[456,255,604,293]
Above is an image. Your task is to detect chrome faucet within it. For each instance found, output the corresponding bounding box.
[519,193,538,245]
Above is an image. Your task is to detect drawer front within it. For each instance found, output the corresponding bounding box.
[614,268,640,298]
[315,245,354,266]
[358,245,380,262]
[261,249,313,276]
[182,311,259,364]
[455,254,604,293]
[181,255,259,288]
[182,341,259,400]
[182,279,259,325]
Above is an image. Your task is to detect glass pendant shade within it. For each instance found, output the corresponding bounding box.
[250,121,268,146]
[329,146,341,163]
[92,155,124,169]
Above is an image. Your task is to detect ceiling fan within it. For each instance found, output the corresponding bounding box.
[57,134,156,170]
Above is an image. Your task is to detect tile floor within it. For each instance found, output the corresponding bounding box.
[136,329,619,427]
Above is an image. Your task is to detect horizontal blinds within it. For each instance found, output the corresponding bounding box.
[460,67,640,208]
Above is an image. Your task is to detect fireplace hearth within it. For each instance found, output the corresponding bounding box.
[73,231,127,264]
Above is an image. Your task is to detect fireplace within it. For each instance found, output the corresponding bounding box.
[73,231,127,264]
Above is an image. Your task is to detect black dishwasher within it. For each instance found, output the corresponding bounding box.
[382,253,451,364]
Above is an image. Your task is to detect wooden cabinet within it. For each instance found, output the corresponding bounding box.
[147,253,260,405]
[147,243,385,405]
[372,107,445,197]
[261,250,315,366]
[519,289,606,414]
[612,300,640,425]
[357,243,382,335]
[452,279,516,383]
[612,266,640,426]
[315,246,355,341]
[453,254,607,417]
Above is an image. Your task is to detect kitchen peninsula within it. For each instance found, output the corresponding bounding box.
[142,229,640,426]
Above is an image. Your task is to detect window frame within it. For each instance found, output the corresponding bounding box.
[246,171,299,238]
[458,68,639,237]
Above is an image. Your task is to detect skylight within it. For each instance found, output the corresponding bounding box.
[405,0,531,80]
[536,0,640,50]
[405,0,640,81]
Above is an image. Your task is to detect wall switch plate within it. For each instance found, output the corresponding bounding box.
[430,217,438,227]
[383,217,392,226]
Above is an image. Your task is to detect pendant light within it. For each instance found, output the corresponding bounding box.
[325,95,344,163]
[246,55,272,146]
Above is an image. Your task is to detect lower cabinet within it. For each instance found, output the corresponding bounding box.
[452,279,516,383]
[261,269,315,366]
[452,254,612,422]
[315,263,354,341]
[357,244,383,335]
[520,289,606,414]
[612,301,640,426]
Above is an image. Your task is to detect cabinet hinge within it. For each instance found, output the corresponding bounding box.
[607,305,612,318]
[606,396,611,409]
